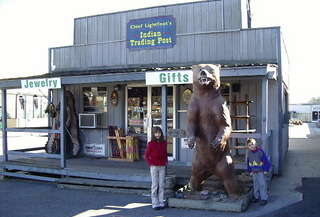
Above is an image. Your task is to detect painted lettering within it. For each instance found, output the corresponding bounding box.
[158,37,172,44]
[183,74,189,82]
[159,72,188,83]
[130,24,143,29]
[21,78,61,89]
[160,73,166,83]
[33,80,40,87]
[53,80,57,87]
[130,39,156,46]
[146,71,192,85]
[144,21,172,28]
[140,31,161,38]
[177,73,182,82]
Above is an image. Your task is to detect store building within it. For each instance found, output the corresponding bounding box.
[1,0,289,183]
[290,104,320,122]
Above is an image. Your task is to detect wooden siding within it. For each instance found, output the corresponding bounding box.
[51,28,279,72]
[50,0,258,72]
[73,0,240,45]
[268,79,281,174]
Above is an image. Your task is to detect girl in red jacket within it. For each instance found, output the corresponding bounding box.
[145,127,168,210]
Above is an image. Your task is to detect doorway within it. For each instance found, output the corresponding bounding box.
[126,85,175,160]
[312,111,319,121]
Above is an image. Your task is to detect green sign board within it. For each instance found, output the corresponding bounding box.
[21,78,61,89]
[145,70,193,85]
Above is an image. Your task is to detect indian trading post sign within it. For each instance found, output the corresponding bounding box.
[127,16,176,50]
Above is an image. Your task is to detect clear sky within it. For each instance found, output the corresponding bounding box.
[0,0,319,104]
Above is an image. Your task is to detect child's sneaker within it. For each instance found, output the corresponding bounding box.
[251,198,259,203]
[260,200,267,205]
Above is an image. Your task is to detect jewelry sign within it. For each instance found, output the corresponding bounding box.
[127,16,176,50]
[21,77,61,89]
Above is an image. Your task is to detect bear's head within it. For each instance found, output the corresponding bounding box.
[192,64,221,90]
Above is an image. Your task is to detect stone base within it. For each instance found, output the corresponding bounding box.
[168,183,253,212]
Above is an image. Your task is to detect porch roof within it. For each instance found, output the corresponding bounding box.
[0,64,277,89]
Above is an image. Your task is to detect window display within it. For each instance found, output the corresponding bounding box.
[82,87,107,112]
[126,86,174,158]
[127,87,147,134]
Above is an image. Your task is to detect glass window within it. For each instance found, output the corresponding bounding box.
[82,87,107,112]
[151,87,174,157]
[127,87,147,135]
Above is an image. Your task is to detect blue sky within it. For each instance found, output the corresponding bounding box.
[0,0,319,103]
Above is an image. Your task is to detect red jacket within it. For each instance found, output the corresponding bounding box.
[145,140,168,166]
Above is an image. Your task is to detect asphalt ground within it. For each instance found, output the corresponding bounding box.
[260,177,320,217]
[1,123,320,217]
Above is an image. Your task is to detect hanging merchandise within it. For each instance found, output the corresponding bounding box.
[45,91,81,157]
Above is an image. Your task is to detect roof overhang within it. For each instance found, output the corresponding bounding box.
[0,64,277,89]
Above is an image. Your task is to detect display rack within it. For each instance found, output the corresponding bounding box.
[107,127,139,162]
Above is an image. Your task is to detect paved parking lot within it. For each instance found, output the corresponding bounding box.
[1,123,319,217]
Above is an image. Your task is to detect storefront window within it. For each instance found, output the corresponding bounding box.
[126,86,175,159]
[221,82,230,104]
[127,87,147,134]
[82,87,107,112]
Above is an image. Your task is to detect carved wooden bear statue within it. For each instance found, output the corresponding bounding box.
[187,64,239,197]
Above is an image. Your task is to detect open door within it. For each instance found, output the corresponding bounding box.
[126,85,175,160]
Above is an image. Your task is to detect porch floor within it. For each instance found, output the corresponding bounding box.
[1,156,192,185]
[1,155,248,190]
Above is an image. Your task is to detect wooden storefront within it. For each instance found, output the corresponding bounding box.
[1,0,289,187]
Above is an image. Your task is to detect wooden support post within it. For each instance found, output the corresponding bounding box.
[60,87,66,169]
